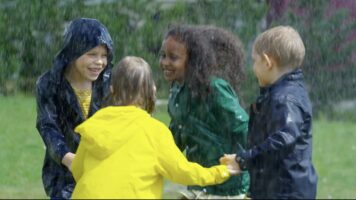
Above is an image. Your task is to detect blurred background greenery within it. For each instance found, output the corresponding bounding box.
[0,0,355,198]
[1,0,355,118]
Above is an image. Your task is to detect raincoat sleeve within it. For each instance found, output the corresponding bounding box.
[155,125,230,186]
[240,98,305,160]
[211,79,249,137]
[71,138,86,181]
[35,79,70,165]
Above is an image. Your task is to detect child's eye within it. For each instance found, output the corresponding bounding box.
[170,55,178,61]
[87,53,97,56]
[159,52,166,59]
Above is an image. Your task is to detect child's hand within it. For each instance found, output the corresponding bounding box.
[219,154,241,175]
[61,152,75,172]
[219,154,236,165]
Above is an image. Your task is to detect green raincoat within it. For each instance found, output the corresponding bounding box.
[168,77,250,195]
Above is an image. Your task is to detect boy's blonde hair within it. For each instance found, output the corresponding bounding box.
[253,26,305,68]
[107,56,156,113]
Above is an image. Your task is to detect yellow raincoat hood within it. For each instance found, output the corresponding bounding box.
[71,106,230,199]
[75,106,148,159]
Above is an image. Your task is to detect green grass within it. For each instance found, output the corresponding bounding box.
[313,119,356,199]
[0,95,355,199]
[0,95,46,198]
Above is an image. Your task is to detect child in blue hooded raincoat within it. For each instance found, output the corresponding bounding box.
[35,18,114,199]
[220,26,317,199]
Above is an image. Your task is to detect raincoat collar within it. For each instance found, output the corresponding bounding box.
[50,18,114,84]
[259,68,303,95]
[256,68,303,105]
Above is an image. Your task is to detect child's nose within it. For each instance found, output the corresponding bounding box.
[160,57,169,67]
[95,57,106,65]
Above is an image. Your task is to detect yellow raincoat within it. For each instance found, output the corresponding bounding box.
[71,106,230,199]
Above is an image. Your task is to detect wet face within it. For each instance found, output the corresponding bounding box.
[159,36,188,84]
[72,45,108,82]
[252,49,270,87]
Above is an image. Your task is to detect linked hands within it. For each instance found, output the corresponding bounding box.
[219,154,241,175]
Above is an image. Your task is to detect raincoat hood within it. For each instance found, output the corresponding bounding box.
[72,105,230,198]
[51,18,114,83]
[75,106,149,159]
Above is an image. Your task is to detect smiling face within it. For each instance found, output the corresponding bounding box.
[71,44,108,82]
[159,36,188,84]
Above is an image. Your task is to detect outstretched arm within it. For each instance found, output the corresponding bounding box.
[241,99,307,160]
[155,126,231,186]
[35,80,72,168]
[211,79,249,139]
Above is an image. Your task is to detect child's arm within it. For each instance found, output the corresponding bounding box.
[35,80,72,167]
[168,121,186,151]
[211,79,249,137]
[154,125,232,186]
[71,139,86,181]
[239,99,307,161]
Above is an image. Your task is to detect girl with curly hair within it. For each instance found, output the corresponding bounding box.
[159,25,249,199]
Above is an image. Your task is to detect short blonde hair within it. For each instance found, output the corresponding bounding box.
[107,56,156,113]
[253,26,305,68]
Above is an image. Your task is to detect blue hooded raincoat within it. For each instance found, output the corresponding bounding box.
[239,69,318,199]
[35,18,114,198]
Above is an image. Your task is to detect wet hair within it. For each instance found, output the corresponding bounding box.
[51,18,114,83]
[253,25,305,69]
[57,18,114,68]
[105,56,156,113]
[196,25,246,95]
[163,25,245,98]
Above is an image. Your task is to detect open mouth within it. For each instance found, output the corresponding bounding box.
[163,69,174,76]
[88,68,102,76]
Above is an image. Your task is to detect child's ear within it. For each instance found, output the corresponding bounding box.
[110,85,113,93]
[262,53,274,69]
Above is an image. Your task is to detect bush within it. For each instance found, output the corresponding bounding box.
[0,0,267,99]
[268,0,356,116]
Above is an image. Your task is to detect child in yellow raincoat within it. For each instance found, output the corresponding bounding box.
[71,56,240,199]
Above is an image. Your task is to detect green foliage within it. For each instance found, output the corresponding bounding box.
[0,0,267,100]
[0,0,82,94]
[270,0,356,115]
[3,0,354,115]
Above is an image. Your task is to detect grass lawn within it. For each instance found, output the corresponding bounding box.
[0,95,355,198]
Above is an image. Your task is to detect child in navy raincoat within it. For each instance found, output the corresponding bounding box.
[35,18,114,199]
[221,25,318,199]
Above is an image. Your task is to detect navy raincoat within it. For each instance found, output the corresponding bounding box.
[35,18,114,198]
[238,69,318,199]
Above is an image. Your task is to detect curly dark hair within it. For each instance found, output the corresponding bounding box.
[163,24,246,99]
